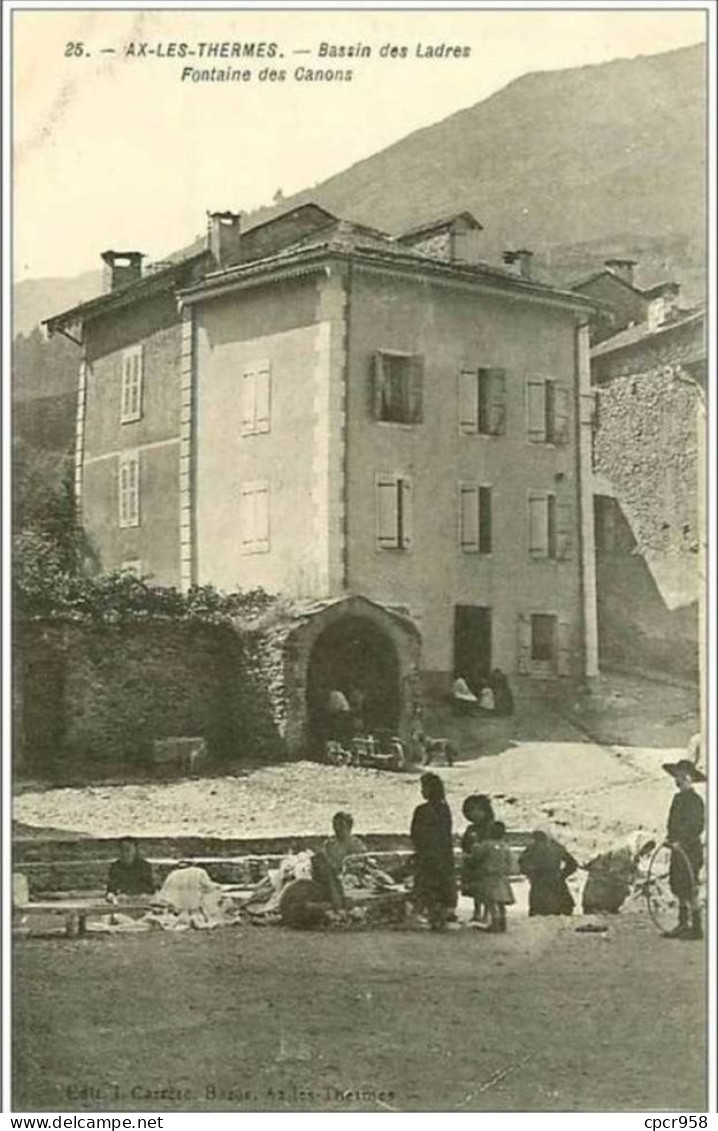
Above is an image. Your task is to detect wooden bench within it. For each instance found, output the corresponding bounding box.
[13,898,154,938]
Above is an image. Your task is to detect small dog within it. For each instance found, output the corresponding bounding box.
[417,733,457,767]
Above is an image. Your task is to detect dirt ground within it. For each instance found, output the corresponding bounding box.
[13,910,706,1113]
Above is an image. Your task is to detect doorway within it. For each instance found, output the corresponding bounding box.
[453,605,492,694]
[306,616,400,749]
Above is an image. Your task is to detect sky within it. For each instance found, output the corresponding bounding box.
[12,6,706,281]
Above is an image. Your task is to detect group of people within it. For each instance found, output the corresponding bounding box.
[104,753,705,940]
[450,670,514,716]
[410,756,705,939]
[409,774,579,932]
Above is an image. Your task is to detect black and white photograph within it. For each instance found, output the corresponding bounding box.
[3,1,714,1116]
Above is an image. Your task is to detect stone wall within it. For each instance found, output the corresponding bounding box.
[592,339,702,681]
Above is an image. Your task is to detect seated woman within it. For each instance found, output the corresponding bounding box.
[451,675,480,716]
[582,830,656,914]
[519,830,578,916]
[279,849,345,930]
[489,669,514,717]
[323,811,368,874]
[107,836,155,897]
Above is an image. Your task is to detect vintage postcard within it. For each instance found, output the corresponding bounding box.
[4,1,714,1117]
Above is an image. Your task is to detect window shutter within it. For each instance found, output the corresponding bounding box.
[528,491,548,557]
[527,379,546,442]
[556,499,573,560]
[241,485,255,547]
[372,353,386,420]
[408,355,424,423]
[119,460,129,524]
[241,371,255,435]
[479,486,493,553]
[376,475,399,548]
[459,370,478,433]
[459,482,480,552]
[253,485,269,552]
[400,477,413,549]
[488,369,506,435]
[130,458,139,525]
[553,384,570,444]
[557,620,571,676]
[255,365,271,433]
[119,454,139,526]
[517,614,532,674]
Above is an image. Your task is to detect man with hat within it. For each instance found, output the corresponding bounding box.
[662,758,706,940]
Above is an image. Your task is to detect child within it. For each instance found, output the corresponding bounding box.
[461,794,495,922]
[471,820,515,932]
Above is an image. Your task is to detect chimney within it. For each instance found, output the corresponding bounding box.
[503,249,534,280]
[101,251,144,292]
[207,210,241,266]
[605,258,637,287]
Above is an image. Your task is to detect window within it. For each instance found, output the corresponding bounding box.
[459,368,506,435]
[528,491,572,559]
[240,481,270,554]
[459,482,492,554]
[375,473,413,549]
[526,377,569,444]
[372,352,423,424]
[118,453,140,528]
[241,362,271,435]
[121,347,143,423]
[517,613,571,676]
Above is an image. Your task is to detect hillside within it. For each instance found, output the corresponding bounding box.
[12,41,706,417]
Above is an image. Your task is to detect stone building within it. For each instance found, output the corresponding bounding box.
[586,290,705,681]
[46,202,599,750]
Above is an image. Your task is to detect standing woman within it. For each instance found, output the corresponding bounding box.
[410,772,457,930]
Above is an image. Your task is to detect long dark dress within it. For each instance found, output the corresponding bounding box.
[667,789,704,899]
[519,838,577,916]
[461,817,493,899]
[107,856,155,896]
[410,800,457,919]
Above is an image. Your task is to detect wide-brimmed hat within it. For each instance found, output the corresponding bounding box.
[662,759,706,783]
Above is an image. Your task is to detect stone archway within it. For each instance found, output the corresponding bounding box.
[281,596,421,755]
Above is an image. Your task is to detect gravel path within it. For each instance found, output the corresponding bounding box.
[14,739,689,860]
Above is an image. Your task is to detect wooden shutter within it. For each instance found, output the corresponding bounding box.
[459,370,478,433]
[254,364,271,433]
[121,349,142,422]
[528,491,548,557]
[556,499,573,560]
[241,370,255,435]
[253,484,269,552]
[517,614,532,674]
[527,378,546,442]
[479,486,492,553]
[399,477,413,549]
[408,355,424,423]
[459,482,479,552]
[376,474,399,548]
[372,353,386,420]
[119,454,139,526]
[241,484,255,548]
[488,369,506,435]
[557,619,571,676]
[553,384,570,444]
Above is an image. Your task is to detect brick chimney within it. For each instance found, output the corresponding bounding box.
[503,249,534,280]
[207,211,241,266]
[605,258,637,287]
[101,251,144,292]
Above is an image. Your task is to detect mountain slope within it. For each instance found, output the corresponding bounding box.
[13,41,706,417]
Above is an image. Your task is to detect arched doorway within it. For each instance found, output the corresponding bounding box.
[305,616,400,750]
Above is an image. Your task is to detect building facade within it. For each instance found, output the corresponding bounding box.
[46,204,599,724]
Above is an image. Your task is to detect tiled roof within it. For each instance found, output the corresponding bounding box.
[591,307,705,358]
